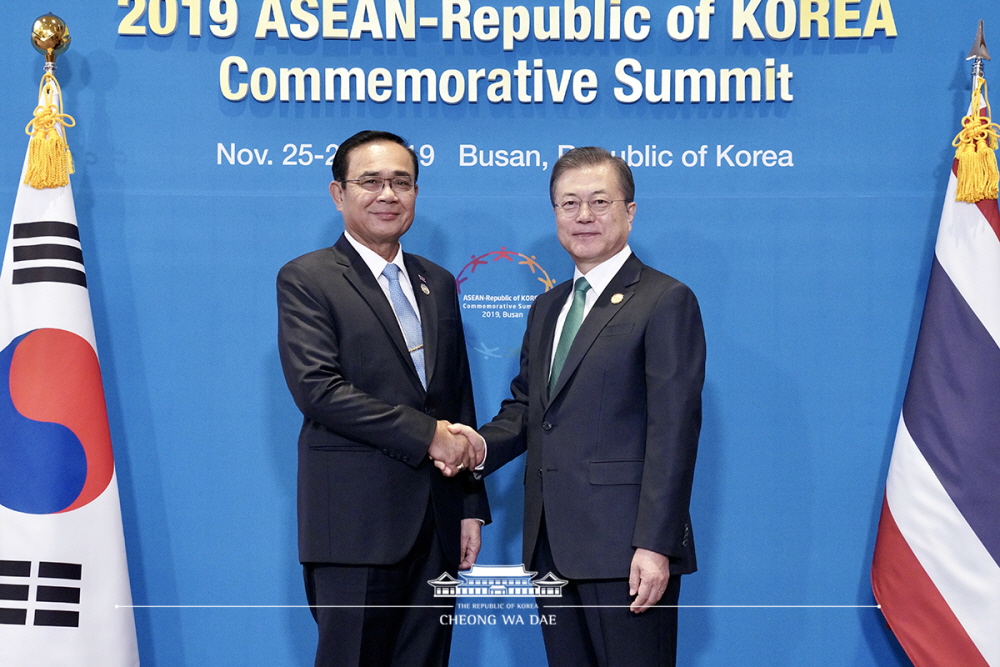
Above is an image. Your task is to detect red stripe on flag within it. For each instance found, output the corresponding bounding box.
[872,496,988,667]
[974,197,1000,244]
[949,139,1000,244]
[973,101,1000,241]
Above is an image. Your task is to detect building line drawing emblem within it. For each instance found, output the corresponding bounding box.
[428,564,567,598]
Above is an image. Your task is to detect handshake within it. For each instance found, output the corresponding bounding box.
[428,421,486,477]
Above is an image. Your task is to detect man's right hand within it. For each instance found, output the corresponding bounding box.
[428,420,476,476]
[447,422,485,471]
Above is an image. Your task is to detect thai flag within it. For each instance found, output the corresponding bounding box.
[0,75,139,664]
[871,100,1000,664]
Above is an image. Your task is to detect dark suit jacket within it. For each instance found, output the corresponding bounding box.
[277,234,489,567]
[479,253,704,580]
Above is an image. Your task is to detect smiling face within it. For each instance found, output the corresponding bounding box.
[329,140,419,261]
[552,162,636,274]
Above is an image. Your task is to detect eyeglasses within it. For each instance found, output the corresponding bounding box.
[555,198,627,215]
[342,177,416,193]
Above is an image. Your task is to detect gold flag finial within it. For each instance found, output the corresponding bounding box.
[24,14,76,190]
[31,14,71,66]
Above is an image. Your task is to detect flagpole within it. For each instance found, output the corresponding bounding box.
[871,21,1000,667]
[2,14,139,664]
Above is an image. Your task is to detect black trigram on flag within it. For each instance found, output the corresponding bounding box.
[10,220,87,288]
[0,560,82,627]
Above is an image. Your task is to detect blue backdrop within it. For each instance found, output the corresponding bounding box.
[0,1,983,664]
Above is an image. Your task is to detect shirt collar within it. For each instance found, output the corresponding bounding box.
[344,230,406,281]
[574,245,632,298]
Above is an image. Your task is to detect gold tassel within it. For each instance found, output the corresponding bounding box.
[23,72,76,190]
[953,76,1000,203]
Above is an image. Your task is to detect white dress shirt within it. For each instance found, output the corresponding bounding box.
[344,231,421,328]
[550,244,633,371]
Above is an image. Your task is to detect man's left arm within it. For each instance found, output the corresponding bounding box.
[631,281,706,609]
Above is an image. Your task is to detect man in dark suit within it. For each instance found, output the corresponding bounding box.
[277,130,489,667]
[451,146,705,666]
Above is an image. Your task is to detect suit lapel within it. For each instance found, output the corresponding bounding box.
[405,254,438,388]
[548,255,643,402]
[334,235,424,394]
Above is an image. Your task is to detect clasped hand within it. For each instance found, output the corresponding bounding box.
[427,421,485,476]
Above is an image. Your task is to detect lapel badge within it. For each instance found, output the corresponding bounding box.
[610,293,624,304]
[421,284,431,295]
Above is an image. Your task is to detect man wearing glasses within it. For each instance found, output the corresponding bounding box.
[277,130,489,666]
[453,146,705,665]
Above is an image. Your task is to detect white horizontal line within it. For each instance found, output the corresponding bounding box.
[551,605,881,609]
[117,604,880,610]
[118,605,452,609]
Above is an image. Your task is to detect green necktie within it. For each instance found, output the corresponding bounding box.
[548,277,591,396]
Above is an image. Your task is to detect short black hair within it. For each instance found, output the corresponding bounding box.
[549,146,635,206]
[331,130,419,182]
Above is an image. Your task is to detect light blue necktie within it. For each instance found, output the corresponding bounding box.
[548,277,591,396]
[382,263,426,388]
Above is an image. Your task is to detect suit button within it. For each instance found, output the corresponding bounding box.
[537,469,542,477]
[423,407,433,415]
[542,421,552,431]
